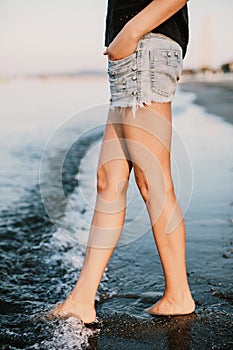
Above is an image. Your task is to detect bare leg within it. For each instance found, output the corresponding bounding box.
[51,108,133,323]
[121,102,195,315]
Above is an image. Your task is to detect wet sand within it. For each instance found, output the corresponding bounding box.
[180,79,233,126]
[84,310,233,349]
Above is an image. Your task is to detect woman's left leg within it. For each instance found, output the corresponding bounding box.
[121,102,195,315]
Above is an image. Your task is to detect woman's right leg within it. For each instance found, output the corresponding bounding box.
[51,108,133,323]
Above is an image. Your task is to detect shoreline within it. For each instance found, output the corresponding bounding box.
[180,79,233,126]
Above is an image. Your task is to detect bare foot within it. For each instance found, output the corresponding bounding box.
[144,294,195,316]
[47,295,96,324]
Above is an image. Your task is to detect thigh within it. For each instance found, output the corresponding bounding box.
[97,107,133,185]
[121,102,173,190]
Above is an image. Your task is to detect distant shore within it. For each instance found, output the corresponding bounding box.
[180,79,233,126]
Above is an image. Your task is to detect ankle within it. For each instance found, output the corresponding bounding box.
[67,292,95,307]
[163,288,194,305]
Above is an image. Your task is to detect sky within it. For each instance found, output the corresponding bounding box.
[0,0,232,75]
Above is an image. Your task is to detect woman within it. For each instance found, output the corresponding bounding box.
[51,0,195,324]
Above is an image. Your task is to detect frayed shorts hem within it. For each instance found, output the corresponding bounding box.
[109,96,173,118]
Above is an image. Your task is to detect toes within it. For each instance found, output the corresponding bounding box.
[144,307,152,313]
[45,303,64,320]
[53,305,61,314]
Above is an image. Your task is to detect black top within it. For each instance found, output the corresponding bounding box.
[104,0,189,58]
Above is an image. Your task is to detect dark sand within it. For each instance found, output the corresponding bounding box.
[180,79,233,126]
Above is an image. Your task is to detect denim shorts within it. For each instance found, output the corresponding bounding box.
[107,32,183,118]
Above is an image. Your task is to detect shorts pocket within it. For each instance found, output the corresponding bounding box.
[108,51,137,77]
[149,48,183,98]
[108,50,137,64]
[108,51,138,93]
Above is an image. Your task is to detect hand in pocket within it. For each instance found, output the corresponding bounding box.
[103,25,139,61]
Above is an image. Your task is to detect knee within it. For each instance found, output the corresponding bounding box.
[133,164,149,202]
[97,166,108,193]
[134,163,175,203]
[96,165,129,200]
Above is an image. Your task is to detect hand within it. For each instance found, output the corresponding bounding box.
[103,24,140,61]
